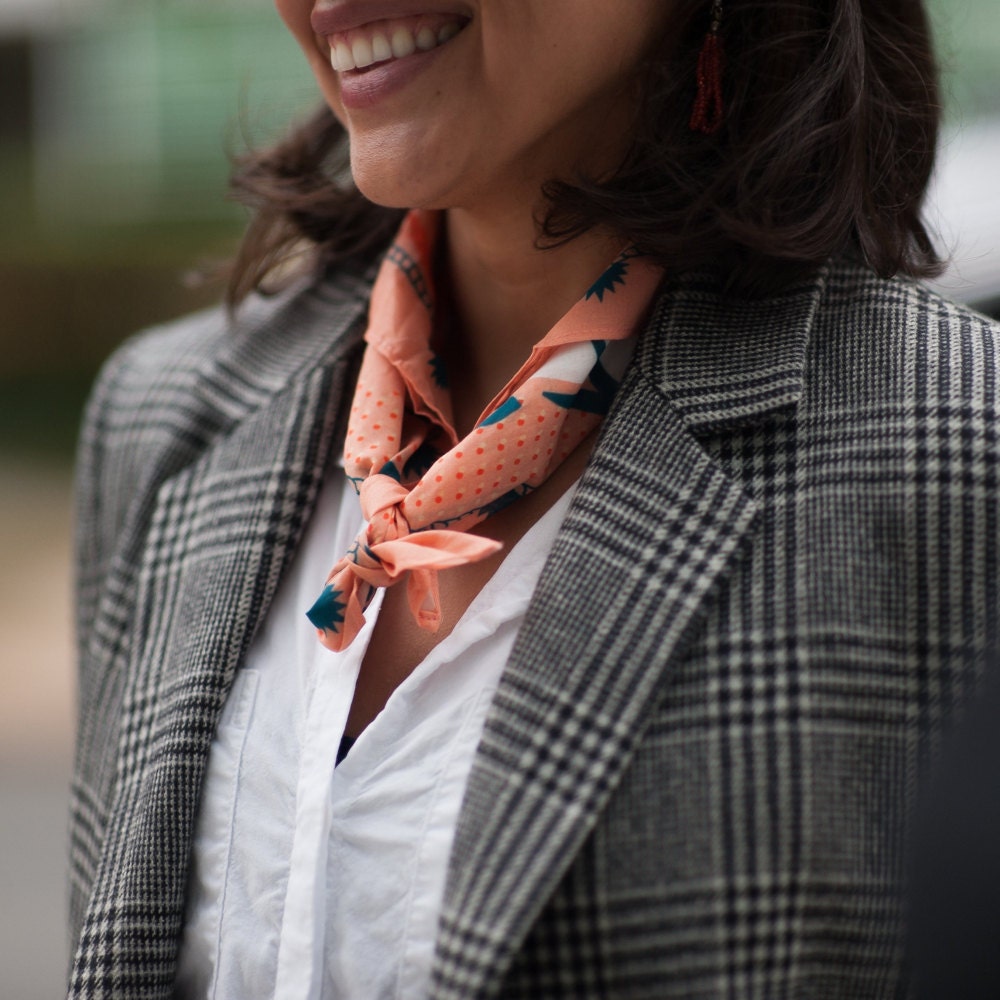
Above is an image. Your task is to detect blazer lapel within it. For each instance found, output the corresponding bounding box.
[71,274,370,995]
[433,266,830,996]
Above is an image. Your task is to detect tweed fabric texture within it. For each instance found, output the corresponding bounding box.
[69,258,1000,999]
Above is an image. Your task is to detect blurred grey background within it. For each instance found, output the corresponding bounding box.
[1,0,998,996]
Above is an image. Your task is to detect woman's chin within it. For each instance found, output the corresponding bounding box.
[346,132,475,212]
[350,170,450,213]
[354,185,422,211]
[349,159,425,210]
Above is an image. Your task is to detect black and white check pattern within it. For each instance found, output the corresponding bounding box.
[69,259,1000,998]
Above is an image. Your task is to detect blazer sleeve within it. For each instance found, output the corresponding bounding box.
[74,341,131,660]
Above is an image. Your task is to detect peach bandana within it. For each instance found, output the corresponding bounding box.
[306,211,663,652]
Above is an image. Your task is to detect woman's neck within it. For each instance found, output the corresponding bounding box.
[439,205,626,436]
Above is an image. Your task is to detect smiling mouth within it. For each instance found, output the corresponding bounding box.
[327,15,470,73]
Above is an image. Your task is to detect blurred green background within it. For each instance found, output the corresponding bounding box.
[1,0,318,457]
[0,0,997,996]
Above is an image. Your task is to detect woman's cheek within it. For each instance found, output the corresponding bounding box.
[273,0,340,108]
[273,0,310,48]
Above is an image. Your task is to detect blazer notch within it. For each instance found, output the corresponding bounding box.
[636,263,831,435]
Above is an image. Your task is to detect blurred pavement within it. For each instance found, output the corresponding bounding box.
[1,457,74,1000]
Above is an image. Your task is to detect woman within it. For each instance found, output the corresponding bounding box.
[68,0,1000,997]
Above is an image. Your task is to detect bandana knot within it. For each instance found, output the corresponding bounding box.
[360,475,412,544]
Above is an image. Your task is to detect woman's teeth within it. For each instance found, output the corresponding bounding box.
[330,20,464,72]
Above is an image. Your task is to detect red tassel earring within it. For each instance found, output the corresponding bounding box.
[689,0,726,135]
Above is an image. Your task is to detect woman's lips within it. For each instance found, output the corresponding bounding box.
[317,12,471,111]
[335,35,457,110]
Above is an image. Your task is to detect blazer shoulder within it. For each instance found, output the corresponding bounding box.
[90,270,366,419]
[73,270,370,595]
[83,303,231,432]
[809,258,1000,411]
[81,270,369,468]
[822,258,1000,354]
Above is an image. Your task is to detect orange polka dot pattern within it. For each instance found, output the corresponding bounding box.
[307,210,664,652]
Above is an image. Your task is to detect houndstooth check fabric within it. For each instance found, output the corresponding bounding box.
[69,257,1000,998]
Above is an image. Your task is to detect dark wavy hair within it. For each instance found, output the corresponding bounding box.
[227,0,944,303]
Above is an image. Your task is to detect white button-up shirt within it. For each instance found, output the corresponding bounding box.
[175,469,576,999]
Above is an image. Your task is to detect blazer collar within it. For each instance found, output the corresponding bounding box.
[638,264,830,435]
[432,263,829,994]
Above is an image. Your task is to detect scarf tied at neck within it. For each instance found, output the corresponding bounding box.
[307,211,663,652]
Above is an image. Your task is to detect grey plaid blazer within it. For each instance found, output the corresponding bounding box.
[69,257,1000,999]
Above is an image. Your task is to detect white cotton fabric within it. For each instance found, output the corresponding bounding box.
[174,468,577,1000]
